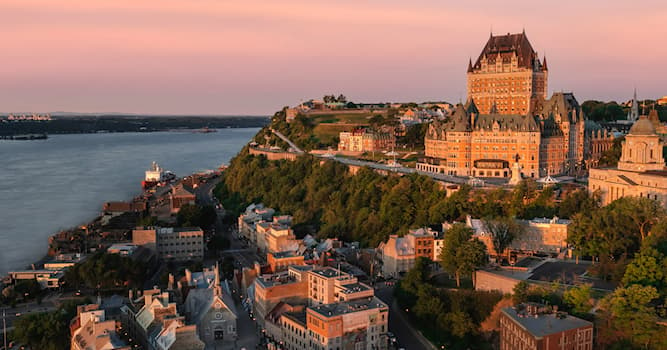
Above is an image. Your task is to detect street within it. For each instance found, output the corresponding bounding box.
[374,282,434,350]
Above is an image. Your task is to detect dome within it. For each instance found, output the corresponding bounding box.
[628,116,656,136]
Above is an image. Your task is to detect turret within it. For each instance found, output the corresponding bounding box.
[542,55,548,71]
[467,58,473,73]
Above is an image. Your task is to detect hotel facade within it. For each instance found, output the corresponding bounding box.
[418,32,613,179]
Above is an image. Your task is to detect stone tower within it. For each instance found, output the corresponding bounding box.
[618,116,664,172]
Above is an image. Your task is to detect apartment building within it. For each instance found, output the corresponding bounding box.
[71,304,130,350]
[500,303,593,350]
[132,226,204,261]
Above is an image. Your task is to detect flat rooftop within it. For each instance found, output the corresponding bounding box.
[502,307,592,338]
[309,297,387,318]
[256,273,298,288]
[311,267,347,278]
[337,282,371,294]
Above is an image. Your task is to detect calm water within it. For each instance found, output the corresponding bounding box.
[0,128,258,274]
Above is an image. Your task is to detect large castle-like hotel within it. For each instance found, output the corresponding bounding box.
[418,31,613,179]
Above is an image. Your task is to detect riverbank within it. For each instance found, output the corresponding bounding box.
[0,129,259,275]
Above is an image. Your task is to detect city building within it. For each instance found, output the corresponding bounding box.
[238,203,276,242]
[183,265,238,348]
[658,95,667,106]
[267,251,306,272]
[589,115,667,206]
[420,32,613,179]
[307,267,374,306]
[500,303,593,350]
[307,296,389,350]
[71,304,130,350]
[9,269,64,289]
[378,227,442,278]
[107,243,139,256]
[338,128,396,152]
[132,227,204,262]
[169,183,196,214]
[467,31,547,115]
[43,253,87,270]
[120,289,205,350]
[458,215,570,257]
[253,265,387,350]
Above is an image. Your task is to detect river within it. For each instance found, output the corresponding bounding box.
[0,128,258,275]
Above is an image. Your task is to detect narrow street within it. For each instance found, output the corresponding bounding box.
[374,282,435,350]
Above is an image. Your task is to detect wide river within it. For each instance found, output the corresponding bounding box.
[0,128,259,275]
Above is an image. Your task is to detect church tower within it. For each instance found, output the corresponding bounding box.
[618,116,665,172]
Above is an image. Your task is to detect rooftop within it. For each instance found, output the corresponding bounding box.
[309,297,387,318]
[311,267,349,279]
[337,282,371,294]
[502,305,592,338]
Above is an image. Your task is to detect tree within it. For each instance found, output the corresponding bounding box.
[563,284,593,315]
[601,284,665,349]
[483,217,522,260]
[455,239,488,288]
[512,281,530,304]
[439,224,478,287]
[558,189,600,219]
[622,247,666,291]
[177,204,217,228]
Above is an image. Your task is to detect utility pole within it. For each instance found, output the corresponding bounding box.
[3,308,7,350]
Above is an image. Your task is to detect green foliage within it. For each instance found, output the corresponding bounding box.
[558,189,600,219]
[12,298,90,350]
[598,285,667,349]
[438,224,487,287]
[563,284,593,315]
[177,203,217,228]
[395,262,502,348]
[582,100,626,121]
[512,281,530,304]
[622,247,667,292]
[398,123,428,149]
[65,252,146,290]
[568,197,665,282]
[598,136,624,167]
[218,153,450,246]
[483,217,523,259]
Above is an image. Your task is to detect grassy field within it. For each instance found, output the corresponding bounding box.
[313,124,357,145]
[306,111,382,125]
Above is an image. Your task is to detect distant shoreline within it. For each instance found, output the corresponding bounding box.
[0,115,270,136]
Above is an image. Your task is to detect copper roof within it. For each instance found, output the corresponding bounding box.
[472,32,543,71]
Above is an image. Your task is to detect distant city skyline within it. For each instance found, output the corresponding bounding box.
[1,0,665,115]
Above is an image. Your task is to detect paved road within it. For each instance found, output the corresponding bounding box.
[271,129,305,154]
[374,283,434,350]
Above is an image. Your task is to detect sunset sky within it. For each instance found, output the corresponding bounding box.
[2,0,665,115]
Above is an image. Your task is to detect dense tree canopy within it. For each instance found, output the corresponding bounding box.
[65,252,146,291]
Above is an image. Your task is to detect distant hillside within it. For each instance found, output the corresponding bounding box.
[0,115,269,136]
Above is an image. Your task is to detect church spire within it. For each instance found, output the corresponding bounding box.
[542,55,548,71]
[628,88,639,121]
[467,58,473,73]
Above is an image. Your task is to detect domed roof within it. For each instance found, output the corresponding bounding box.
[628,116,656,136]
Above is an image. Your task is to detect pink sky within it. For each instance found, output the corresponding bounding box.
[1,0,665,115]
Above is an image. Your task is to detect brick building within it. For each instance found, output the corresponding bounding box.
[467,31,547,115]
[420,32,613,179]
[500,303,593,350]
[338,128,396,152]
